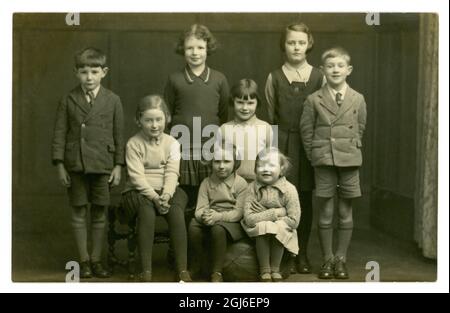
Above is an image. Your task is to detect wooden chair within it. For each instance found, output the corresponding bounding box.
[107,204,170,280]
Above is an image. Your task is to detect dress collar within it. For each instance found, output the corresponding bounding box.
[184,66,210,84]
[209,173,236,189]
[282,61,312,84]
[255,176,288,194]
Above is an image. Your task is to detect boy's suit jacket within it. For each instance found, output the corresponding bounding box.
[52,85,125,174]
[300,85,367,167]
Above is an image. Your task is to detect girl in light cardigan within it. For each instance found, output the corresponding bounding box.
[122,95,191,282]
[242,147,301,282]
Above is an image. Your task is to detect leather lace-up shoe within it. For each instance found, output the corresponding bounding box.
[334,257,349,280]
[318,258,335,279]
[91,262,110,278]
[296,256,312,274]
[178,270,192,282]
[80,261,92,279]
[211,272,223,283]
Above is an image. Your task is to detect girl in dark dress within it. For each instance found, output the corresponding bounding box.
[264,23,324,274]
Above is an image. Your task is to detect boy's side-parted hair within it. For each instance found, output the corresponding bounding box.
[321,46,352,65]
[280,23,314,54]
[230,78,261,106]
[136,94,172,126]
[256,147,291,177]
[175,24,218,56]
[75,47,107,69]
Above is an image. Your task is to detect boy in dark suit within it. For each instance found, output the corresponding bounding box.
[300,47,367,280]
[52,47,124,279]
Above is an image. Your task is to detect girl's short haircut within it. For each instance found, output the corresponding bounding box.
[136,94,172,125]
[280,23,314,54]
[321,46,352,65]
[209,141,242,173]
[230,78,261,106]
[256,147,291,177]
[175,24,218,56]
[75,47,107,69]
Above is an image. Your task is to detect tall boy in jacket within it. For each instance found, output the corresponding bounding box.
[300,47,366,280]
[52,47,124,279]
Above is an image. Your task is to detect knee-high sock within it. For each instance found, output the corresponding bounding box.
[270,237,285,273]
[318,223,334,262]
[71,206,89,262]
[137,203,156,273]
[165,204,188,273]
[90,205,107,263]
[336,221,353,262]
[255,235,271,274]
[210,225,227,273]
[318,197,334,262]
[297,191,313,260]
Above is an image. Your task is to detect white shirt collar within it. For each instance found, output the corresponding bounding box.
[282,61,313,84]
[82,85,101,98]
[327,83,348,100]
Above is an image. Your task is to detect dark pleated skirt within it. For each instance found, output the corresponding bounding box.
[179,159,212,186]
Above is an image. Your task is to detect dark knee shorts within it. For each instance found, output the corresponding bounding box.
[314,166,361,199]
[67,172,110,206]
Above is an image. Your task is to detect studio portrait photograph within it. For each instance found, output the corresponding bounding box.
[11,11,440,287]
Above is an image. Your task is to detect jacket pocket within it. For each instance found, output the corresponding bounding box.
[107,144,116,153]
[64,142,78,167]
[311,140,327,148]
[311,140,329,163]
[102,143,115,170]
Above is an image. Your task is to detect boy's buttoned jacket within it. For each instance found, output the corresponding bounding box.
[52,85,125,174]
[300,85,367,167]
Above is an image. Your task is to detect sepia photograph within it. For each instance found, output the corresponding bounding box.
[10,11,441,287]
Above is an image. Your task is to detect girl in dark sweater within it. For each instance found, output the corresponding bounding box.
[164,24,230,211]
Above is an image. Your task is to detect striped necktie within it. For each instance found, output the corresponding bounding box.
[335,92,343,107]
[87,91,95,108]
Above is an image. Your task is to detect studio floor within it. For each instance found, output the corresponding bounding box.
[12,225,436,283]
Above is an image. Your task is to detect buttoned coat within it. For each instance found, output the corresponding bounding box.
[52,85,124,174]
[300,85,367,167]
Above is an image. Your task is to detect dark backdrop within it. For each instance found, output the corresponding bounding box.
[12,13,420,277]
